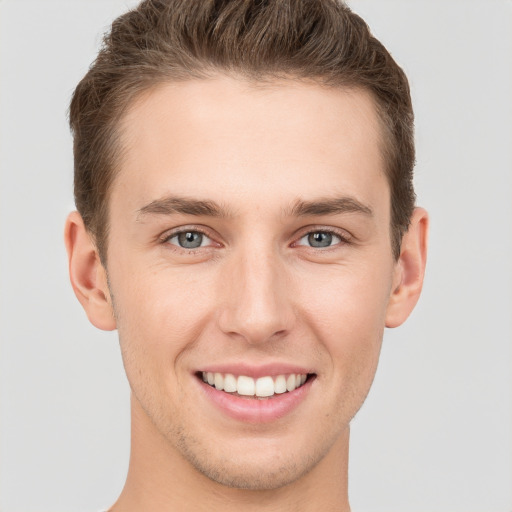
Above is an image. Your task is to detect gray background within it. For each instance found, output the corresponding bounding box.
[1,1,511,511]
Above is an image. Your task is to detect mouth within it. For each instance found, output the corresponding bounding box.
[196,371,315,398]
[194,365,317,422]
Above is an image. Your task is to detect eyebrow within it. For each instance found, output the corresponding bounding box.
[137,196,231,220]
[287,197,373,217]
[136,195,373,220]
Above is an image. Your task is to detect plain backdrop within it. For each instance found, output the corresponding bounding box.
[1,1,511,511]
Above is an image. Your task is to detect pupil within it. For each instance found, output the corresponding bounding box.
[308,232,332,248]
[178,231,202,248]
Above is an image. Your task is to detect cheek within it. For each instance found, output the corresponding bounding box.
[296,262,391,375]
[111,267,215,382]
[298,259,392,325]
[114,257,213,328]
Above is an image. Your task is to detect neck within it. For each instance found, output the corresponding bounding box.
[110,395,351,512]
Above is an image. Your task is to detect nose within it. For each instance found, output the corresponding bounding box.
[217,244,296,345]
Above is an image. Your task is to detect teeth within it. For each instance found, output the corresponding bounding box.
[274,375,287,394]
[223,373,237,392]
[214,373,224,390]
[237,375,255,396]
[201,372,309,397]
[286,374,296,392]
[255,376,274,397]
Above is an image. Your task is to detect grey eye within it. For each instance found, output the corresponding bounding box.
[297,231,342,248]
[308,232,333,247]
[170,231,208,249]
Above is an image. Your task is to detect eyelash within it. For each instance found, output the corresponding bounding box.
[159,226,352,252]
[160,226,216,251]
[293,228,351,250]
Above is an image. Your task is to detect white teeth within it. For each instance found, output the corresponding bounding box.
[274,375,287,394]
[255,376,274,397]
[223,373,237,392]
[237,375,255,396]
[201,372,309,397]
[214,373,224,390]
[286,374,296,392]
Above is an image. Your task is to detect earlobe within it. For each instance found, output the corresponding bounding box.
[385,207,429,328]
[64,211,116,331]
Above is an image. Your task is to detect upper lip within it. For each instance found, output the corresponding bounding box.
[195,362,315,379]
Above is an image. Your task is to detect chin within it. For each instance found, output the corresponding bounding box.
[187,451,317,490]
[172,426,332,491]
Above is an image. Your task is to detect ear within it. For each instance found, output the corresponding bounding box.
[385,207,429,328]
[64,211,116,331]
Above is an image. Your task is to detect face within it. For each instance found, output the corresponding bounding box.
[105,76,399,489]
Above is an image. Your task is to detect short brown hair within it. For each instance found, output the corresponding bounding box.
[69,0,415,262]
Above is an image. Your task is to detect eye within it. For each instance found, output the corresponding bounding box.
[167,230,212,249]
[296,230,344,248]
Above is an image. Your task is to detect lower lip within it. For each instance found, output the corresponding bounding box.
[197,376,314,423]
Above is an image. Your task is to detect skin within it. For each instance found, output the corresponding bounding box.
[65,76,428,511]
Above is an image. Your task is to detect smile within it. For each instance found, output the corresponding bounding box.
[201,372,309,398]
[196,366,316,422]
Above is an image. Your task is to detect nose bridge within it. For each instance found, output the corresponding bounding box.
[218,238,294,344]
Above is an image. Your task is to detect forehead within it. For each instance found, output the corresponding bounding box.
[114,76,388,216]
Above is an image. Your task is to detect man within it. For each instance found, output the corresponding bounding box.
[64,0,428,510]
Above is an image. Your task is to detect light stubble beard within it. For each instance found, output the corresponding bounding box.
[169,420,330,491]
